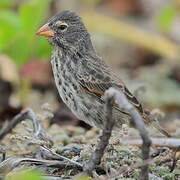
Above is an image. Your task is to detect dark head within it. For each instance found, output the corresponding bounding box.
[36,11,94,52]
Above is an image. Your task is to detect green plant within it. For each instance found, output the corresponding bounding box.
[0,0,14,8]
[156,3,177,32]
[5,169,45,180]
[0,0,52,65]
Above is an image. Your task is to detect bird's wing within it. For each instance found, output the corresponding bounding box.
[77,57,144,115]
[76,55,172,137]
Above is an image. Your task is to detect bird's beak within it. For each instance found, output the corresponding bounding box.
[36,23,54,37]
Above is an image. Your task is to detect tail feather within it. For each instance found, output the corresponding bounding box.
[151,121,171,137]
[143,111,171,137]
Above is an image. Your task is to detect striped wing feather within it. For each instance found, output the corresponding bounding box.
[77,58,144,115]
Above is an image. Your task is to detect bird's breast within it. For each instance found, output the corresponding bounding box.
[51,51,108,127]
[51,53,81,111]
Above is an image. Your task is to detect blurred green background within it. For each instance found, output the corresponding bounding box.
[0,0,51,65]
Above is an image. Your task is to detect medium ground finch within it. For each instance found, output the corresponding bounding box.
[36,11,170,135]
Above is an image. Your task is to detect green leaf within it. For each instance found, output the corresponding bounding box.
[0,10,20,49]
[19,0,50,32]
[0,10,20,29]
[74,174,92,180]
[5,170,45,180]
[0,0,52,65]
[33,38,51,58]
[157,3,177,32]
[0,0,14,8]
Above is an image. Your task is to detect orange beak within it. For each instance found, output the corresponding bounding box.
[36,23,54,37]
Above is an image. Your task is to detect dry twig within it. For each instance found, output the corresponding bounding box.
[0,108,83,174]
[0,109,35,141]
[122,137,180,149]
[0,108,52,146]
[84,87,151,179]
[0,157,82,173]
[84,97,115,175]
[38,146,83,168]
[104,88,151,180]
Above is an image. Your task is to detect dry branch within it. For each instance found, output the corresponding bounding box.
[122,137,180,149]
[38,146,83,168]
[0,108,83,175]
[0,157,82,173]
[0,108,52,146]
[104,88,151,180]
[0,109,35,141]
[84,97,115,175]
[84,87,151,179]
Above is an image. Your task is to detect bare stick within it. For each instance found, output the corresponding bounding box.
[28,109,53,146]
[122,137,180,149]
[0,108,82,172]
[0,109,35,141]
[0,108,52,146]
[84,97,115,175]
[26,110,82,169]
[0,157,82,173]
[105,88,151,180]
[38,146,83,168]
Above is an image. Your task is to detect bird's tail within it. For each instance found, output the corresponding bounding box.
[143,110,171,137]
[151,121,171,137]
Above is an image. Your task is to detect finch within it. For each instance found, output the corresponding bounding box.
[36,11,170,136]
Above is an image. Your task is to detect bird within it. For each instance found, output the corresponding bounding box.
[36,11,170,136]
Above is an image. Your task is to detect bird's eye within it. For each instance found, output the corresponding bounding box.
[58,24,68,31]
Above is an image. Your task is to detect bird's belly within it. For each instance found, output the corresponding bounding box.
[51,59,91,121]
[55,79,104,127]
[52,64,104,127]
[51,59,129,129]
[51,62,78,111]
